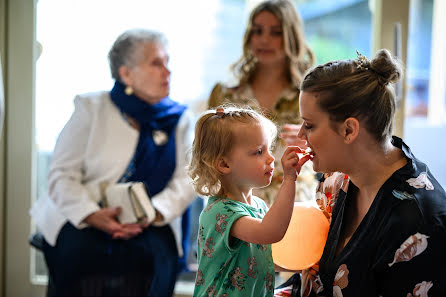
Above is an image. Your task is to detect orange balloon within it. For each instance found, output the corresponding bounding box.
[272,202,330,270]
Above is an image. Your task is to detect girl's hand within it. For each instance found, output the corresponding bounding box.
[280,124,308,148]
[281,146,312,181]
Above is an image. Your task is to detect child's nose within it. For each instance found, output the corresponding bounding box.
[267,152,275,164]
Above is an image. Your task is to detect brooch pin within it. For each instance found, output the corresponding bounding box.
[152,130,168,146]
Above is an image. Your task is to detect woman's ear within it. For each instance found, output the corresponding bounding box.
[215,157,231,175]
[118,65,132,86]
[342,117,359,144]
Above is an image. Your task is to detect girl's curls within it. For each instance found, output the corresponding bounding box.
[188,105,277,196]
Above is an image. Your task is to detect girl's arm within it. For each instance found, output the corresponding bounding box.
[230,146,312,244]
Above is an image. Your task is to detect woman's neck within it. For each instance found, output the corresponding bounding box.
[346,139,406,204]
[334,139,406,257]
[249,64,289,111]
[251,62,288,86]
[125,114,140,131]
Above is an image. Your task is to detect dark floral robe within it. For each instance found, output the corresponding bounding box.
[275,136,446,297]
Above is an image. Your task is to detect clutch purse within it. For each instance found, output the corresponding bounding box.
[102,182,156,224]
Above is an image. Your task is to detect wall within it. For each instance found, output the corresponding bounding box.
[0,0,6,294]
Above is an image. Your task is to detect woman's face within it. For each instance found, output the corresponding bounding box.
[297,91,346,173]
[123,42,170,104]
[249,11,286,66]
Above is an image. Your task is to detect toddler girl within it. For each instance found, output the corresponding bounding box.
[189,106,311,297]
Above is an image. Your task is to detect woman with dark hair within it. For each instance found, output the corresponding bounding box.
[275,49,446,296]
[30,28,197,297]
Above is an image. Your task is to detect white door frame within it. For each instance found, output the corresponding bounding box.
[4,0,46,296]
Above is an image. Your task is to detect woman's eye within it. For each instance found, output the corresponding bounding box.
[252,28,262,35]
[255,149,263,155]
[271,30,283,36]
[304,124,313,130]
[152,59,167,67]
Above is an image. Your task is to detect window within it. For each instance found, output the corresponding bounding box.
[33,0,248,293]
[26,0,445,295]
[299,0,372,62]
[404,0,446,188]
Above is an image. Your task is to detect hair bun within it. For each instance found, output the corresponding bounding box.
[370,49,402,85]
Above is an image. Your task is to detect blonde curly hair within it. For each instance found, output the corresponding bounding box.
[188,105,277,197]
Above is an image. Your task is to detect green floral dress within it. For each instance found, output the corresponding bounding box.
[208,83,317,205]
[194,196,275,297]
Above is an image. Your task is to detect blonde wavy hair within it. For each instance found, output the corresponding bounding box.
[188,105,277,197]
[231,0,315,86]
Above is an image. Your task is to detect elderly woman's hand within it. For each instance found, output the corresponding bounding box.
[83,207,143,240]
[280,124,308,148]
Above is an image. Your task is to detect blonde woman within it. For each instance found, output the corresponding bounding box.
[209,0,316,205]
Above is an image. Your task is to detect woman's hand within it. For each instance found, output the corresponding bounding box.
[83,207,143,240]
[280,124,308,148]
[281,146,313,181]
[112,222,144,240]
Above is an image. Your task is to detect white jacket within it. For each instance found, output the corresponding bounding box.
[30,91,197,256]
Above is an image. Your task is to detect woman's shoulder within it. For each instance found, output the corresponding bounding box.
[401,170,446,230]
[375,180,444,249]
[208,83,228,107]
[210,82,241,94]
[390,139,446,230]
[208,82,251,108]
[73,90,111,110]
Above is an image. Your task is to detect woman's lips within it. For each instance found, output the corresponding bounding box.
[257,49,275,55]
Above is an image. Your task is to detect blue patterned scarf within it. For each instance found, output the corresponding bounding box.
[110,81,186,197]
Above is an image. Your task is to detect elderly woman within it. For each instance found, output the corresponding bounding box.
[275,49,446,297]
[31,28,196,296]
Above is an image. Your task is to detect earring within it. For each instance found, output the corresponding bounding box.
[346,137,350,141]
[125,86,134,95]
